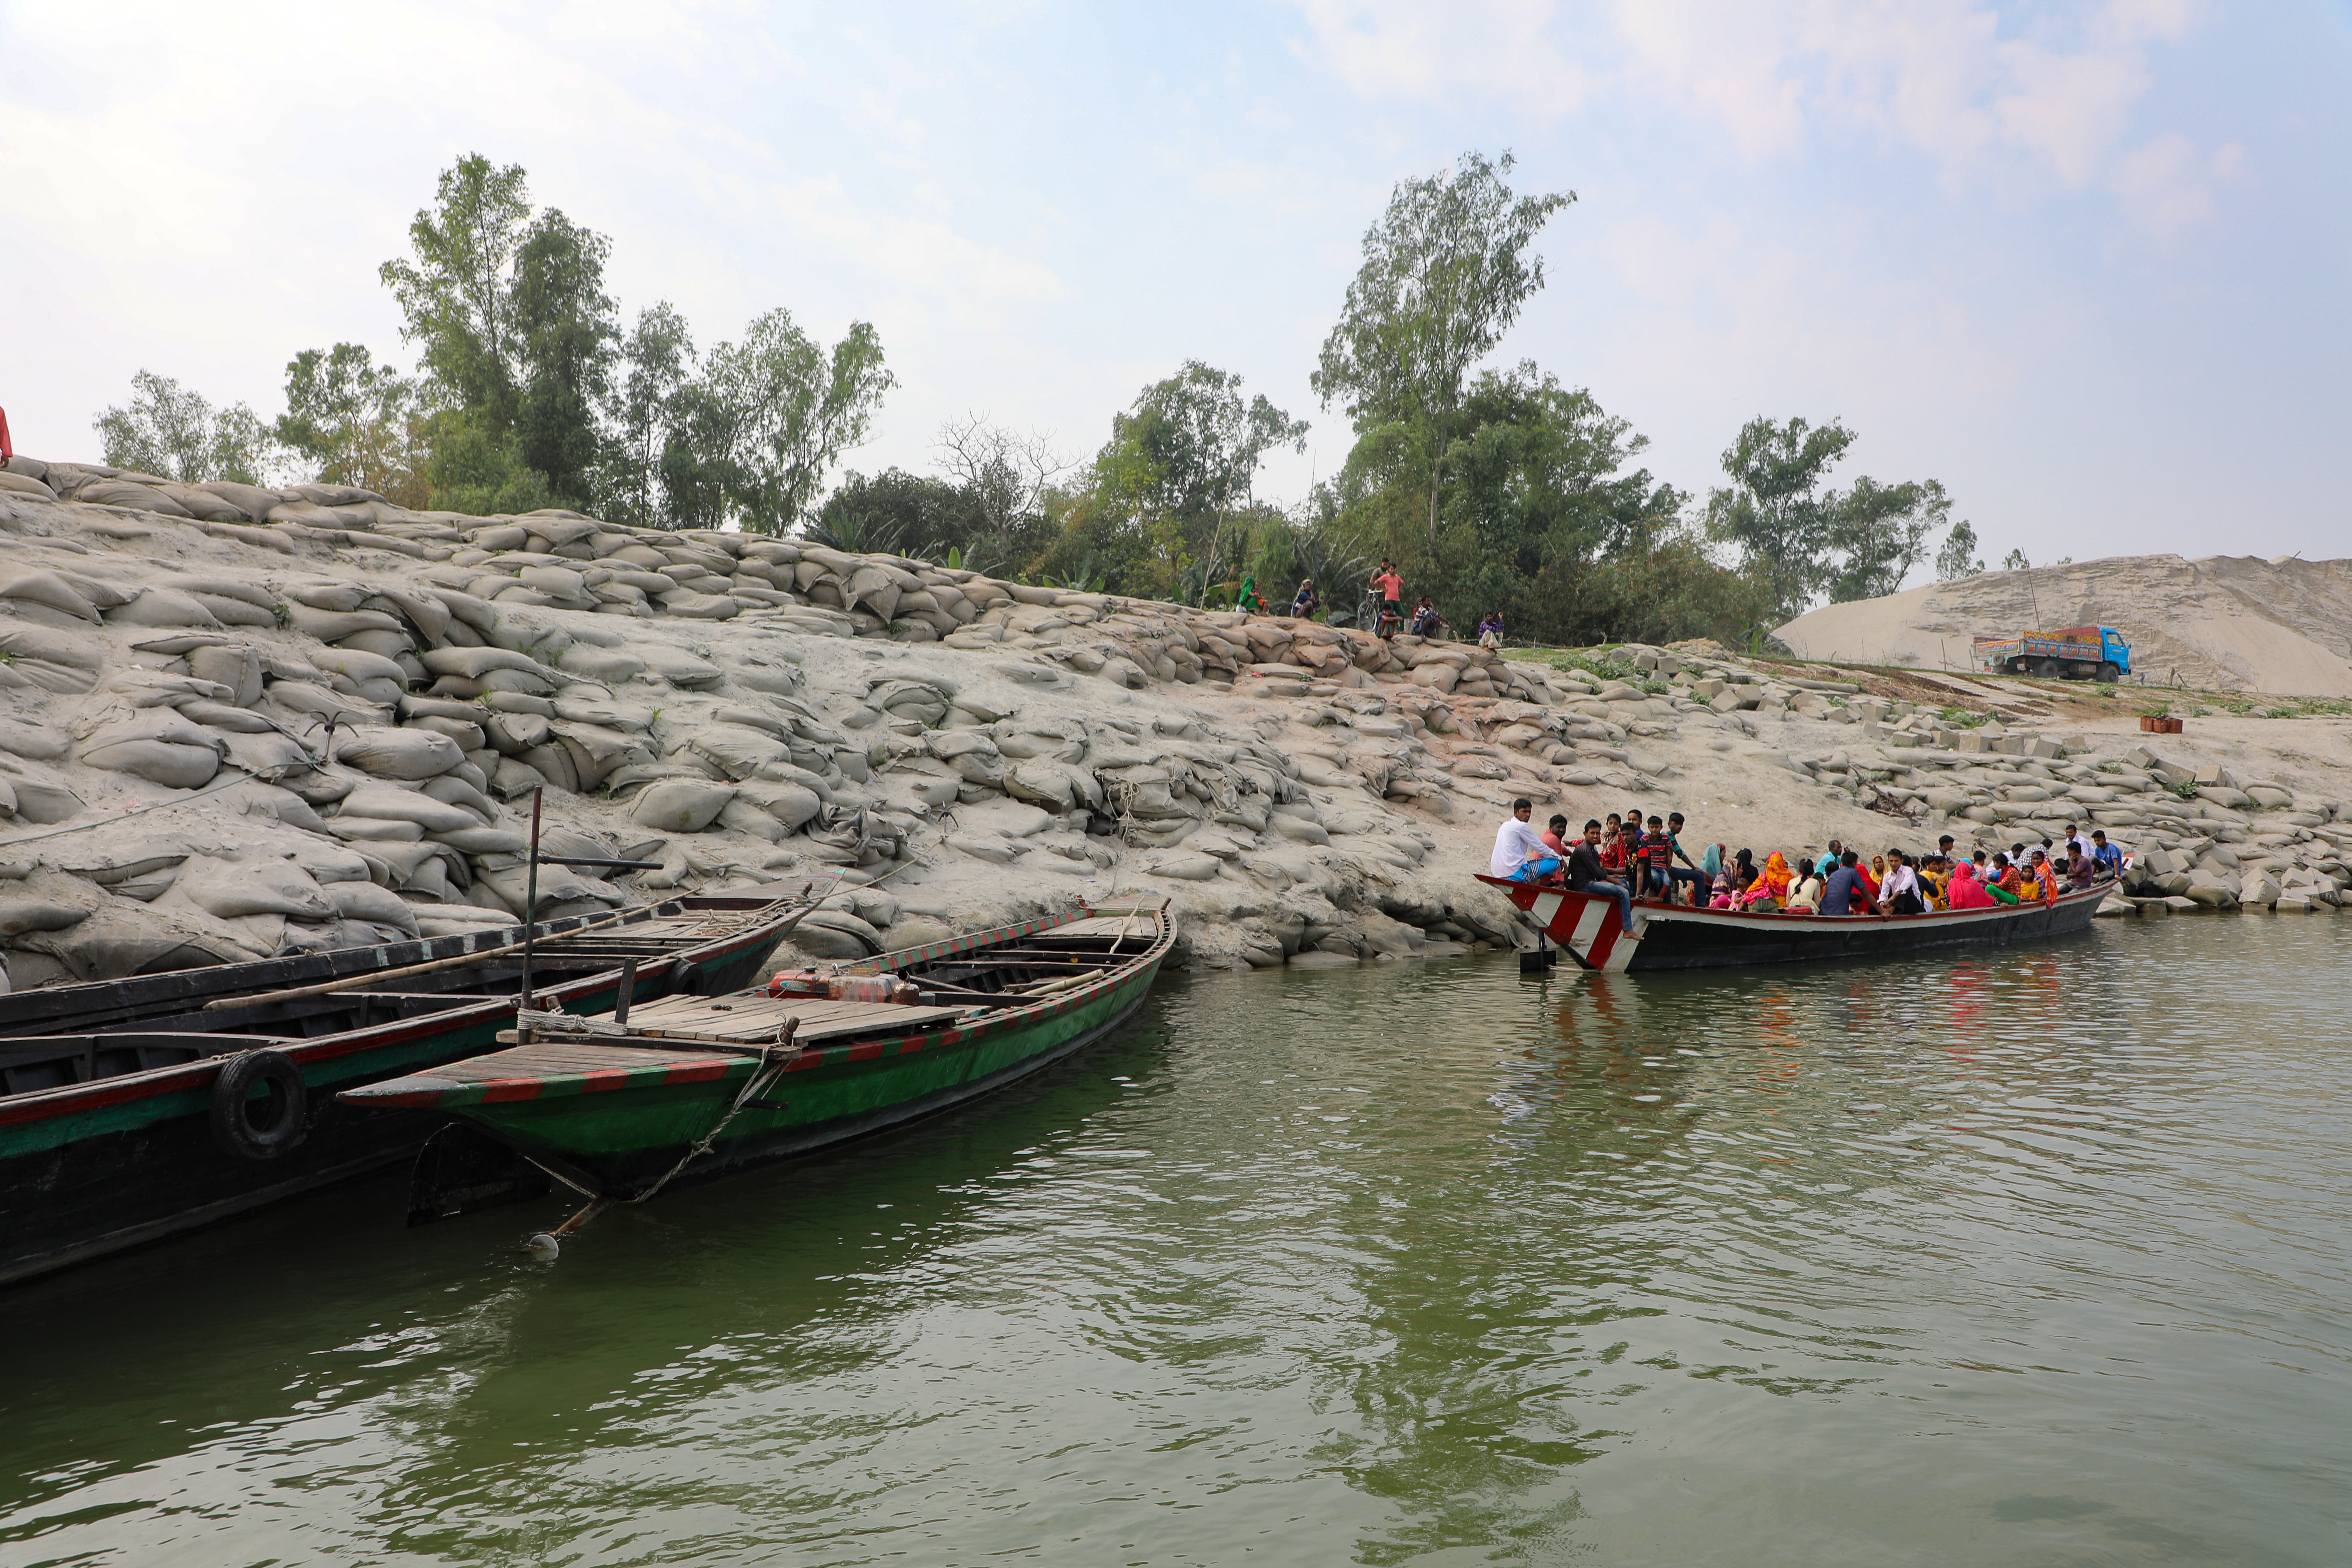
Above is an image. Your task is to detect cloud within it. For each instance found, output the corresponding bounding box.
[2112,132,2247,240]
[1285,0,1592,116]
[1605,0,2221,216]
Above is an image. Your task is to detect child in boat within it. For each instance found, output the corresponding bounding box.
[1599,816,1628,880]
[1785,858,1825,913]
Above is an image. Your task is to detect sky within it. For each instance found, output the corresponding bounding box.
[4,0,2348,576]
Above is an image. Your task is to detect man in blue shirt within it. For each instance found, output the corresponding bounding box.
[2090,830,2124,880]
[1819,850,1864,916]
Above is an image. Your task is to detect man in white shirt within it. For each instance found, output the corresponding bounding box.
[1490,798,1553,881]
[1875,849,1926,915]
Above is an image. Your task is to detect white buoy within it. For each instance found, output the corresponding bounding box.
[524,1232,560,1257]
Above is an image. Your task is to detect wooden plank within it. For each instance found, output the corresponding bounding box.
[624,993,966,1042]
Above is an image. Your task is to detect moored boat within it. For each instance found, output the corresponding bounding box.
[341,903,1173,1235]
[0,889,822,1286]
[1480,874,2107,972]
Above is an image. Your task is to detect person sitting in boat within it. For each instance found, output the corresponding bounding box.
[1819,850,1865,916]
[1740,850,1794,910]
[1876,849,1928,915]
[1860,854,1886,904]
[1785,858,1825,913]
[1946,859,2000,909]
[1709,868,1737,909]
[1724,847,1758,902]
[1599,815,1629,880]
[1986,853,2022,905]
[1538,814,1573,887]
[1490,798,1557,883]
[1639,814,1676,902]
[2064,847,2098,892]
[2090,829,2123,880]
[1563,818,1634,930]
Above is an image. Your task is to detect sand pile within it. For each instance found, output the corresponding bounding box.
[1,449,2346,991]
[1775,555,2352,698]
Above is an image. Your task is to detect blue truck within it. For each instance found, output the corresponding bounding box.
[1973,625,2132,681]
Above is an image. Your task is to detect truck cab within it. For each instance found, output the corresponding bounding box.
[2095,627,2130,678]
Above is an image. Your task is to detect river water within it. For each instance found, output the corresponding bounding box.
[4,914,2349,1566]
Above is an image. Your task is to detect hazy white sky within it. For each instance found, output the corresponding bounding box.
[4,1,2346,572]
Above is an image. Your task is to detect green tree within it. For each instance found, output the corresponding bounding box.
[1934,518,1986,581]
[1098,362,1307,603]
[1703,415,1952,620]
[378,154,618,510]
[698,309,895,534]
[1311,150,1573,546]
[2002,547,2030,571]
[276,344,423,501]
[379,154,532,429]
[94,370,281,484]
[813,468,989,563]
[600,303,696,527]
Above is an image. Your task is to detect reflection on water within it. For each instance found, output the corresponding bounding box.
[4,915,2350,1566]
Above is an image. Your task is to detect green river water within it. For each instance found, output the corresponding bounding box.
[3,913,2348,1566]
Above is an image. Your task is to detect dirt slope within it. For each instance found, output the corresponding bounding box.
[1776,555,2352,698]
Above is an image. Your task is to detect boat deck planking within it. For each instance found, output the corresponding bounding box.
[621,993,969,1043]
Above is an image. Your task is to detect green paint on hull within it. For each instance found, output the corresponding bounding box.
[455,968,1158,1166]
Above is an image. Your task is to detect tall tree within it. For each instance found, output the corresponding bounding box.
[276,343,422,499]
[1311,151,1573,545]
[509,208,618,505]
[1703,415,1953,620]
[379,154,533,430]
[699,309,895,534]
[94,370,280,484]
[601,302,695,528]
[1099,362,1307,602]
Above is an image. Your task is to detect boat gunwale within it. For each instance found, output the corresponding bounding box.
[340,904,1177,1113]
[0,895,808,1128]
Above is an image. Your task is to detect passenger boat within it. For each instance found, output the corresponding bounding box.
[1479,875,2107,973]
[341,903,1172,1238]
[0,889,822,1286]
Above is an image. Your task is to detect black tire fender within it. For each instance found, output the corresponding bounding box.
[210,1049,309,1161]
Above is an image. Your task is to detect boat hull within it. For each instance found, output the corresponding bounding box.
[0,904,791,1287]
[348,907,1175,1206]
[1479,875,2107,973]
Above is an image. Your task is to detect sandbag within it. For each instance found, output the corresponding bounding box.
[338,782,481,833]
[215,779,332,834]
[105,588,224,630]
[0,898,89,938]
[327,816,427,842]
[180,700,280,734]
[334,727,463,780]
[362,589,450,645]
[732,778,824,832]
[630,779,735,832]
[187,645,266,706]
[432,826,530,854]
[489,757,552,799]
[0,720,67,761]
[192,481,280,519]
[549,722,649,790]
[103,670,234,708]
[267,681,385,727]
[0,757,84,822]
[419,645,556,682]
[14,903,256,980]
[323,880,420,937]
[406,714,486,751]
[419,774,499,822]
[313,646,410,687]
[160,855,335,920]
[518,743,580,794]
[219,730,320,776]
[286,603,404,642]
[687,724,790,780]
[0,569,101,622]
[178,576,278,609]
[76,480,192,517]
[76,710,225,789]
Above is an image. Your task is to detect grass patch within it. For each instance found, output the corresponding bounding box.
[1938,705,1991,728]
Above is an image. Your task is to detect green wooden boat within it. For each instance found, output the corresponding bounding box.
[341,903,1172,1234]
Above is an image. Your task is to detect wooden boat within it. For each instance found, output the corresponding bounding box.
[1479,874,2107,972]
[0,890,821,1287]
[341,904,1172,1237]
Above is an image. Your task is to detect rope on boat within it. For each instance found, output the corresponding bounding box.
[626,1018,800,1206]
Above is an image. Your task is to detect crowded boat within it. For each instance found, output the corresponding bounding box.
[1486,797,2126,918]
